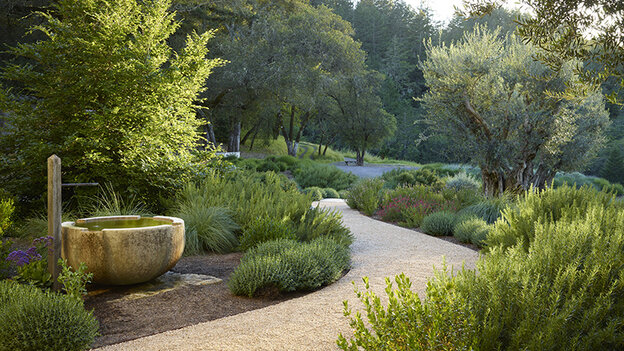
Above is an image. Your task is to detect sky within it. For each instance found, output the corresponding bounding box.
[406,0,527,25]
[412,0,464,24]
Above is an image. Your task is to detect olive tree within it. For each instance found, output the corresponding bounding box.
[461,0,624,103]
[0,0,224,208]
[421,27,610,196]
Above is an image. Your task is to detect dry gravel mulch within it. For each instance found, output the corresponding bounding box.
[86,253,302,348]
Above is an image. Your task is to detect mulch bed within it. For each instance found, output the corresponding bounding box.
[85,253,303,348]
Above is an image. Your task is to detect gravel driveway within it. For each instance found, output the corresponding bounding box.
[96,199,478,351]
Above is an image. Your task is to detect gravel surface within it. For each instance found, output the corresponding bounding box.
[96,199,478,351]
[332,162,419,178]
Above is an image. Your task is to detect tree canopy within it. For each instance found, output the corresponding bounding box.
[421,27,610,196]
[0,0,224,209]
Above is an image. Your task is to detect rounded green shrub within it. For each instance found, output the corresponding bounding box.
[257,160,280,173]
[454,217,489,246]
[303,187,324,201]
[338,190,349,199]
[239,217,296,251]
[420,211,456,236]
[276,161,288,172]
[228,238,350,297]
[275,155,299,170]
[0,281,99,351]
[444,171,480,192]
[322,188,340,198]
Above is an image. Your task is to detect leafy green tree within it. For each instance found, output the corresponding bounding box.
[461,0,624,103]
[328,71,396,165]
[601,147,624,184]
[421,27,610,196]
[0,0,224,209]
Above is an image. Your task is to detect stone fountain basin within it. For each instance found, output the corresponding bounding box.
[61,215,185,285]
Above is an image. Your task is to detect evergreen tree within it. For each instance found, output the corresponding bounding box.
[0,0,224,209]
[601,147,624,184]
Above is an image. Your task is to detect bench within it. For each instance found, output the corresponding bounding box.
[344,157,357,166]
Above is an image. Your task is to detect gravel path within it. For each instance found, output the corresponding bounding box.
[96,199,478,351]
[332,162,419,178]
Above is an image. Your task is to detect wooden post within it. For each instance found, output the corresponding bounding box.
[48,155,62,291]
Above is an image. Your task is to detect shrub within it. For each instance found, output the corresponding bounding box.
[295,207,353,247]
[442,187,484,209]
[421,211,456,236]
[239,217,296,251]
[0,238,13,279]
[454,218,489,246]
[459,195,511,224]
[378,185,457,227]
[178,171,310,232]
[58,260,93,300]
[7,236,53,288]
[338,274,476,350]
[238,158,261,171]
[322,188,340,198]
[175,206,240,254]
[382,168,444,189]
[275,155,299,170]
[346,178,384,216]
[340,191,624,350]
[228,238,350,297]
[303,187,324,201]
[338,190,349,199]
[0,197,14,237]
[257,160,281,173]
[487,184,622,252]
[294,163,357,191]
[604,182,624,196]
[421,163,462,177]
[0,280,99,351]
[444,171,480,192]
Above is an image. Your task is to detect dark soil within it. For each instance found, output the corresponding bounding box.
[85,253,302,348]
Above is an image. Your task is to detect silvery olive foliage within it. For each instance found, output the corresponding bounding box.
[421,26,610,196]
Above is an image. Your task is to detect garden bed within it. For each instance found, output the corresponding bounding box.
[86,253,304,348]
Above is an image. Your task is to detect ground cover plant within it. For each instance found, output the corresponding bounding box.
[339,185,624,350]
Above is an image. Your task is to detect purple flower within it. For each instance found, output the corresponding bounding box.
[25,247,42,261]
[6,250,31,267]
[32,236,53,248]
